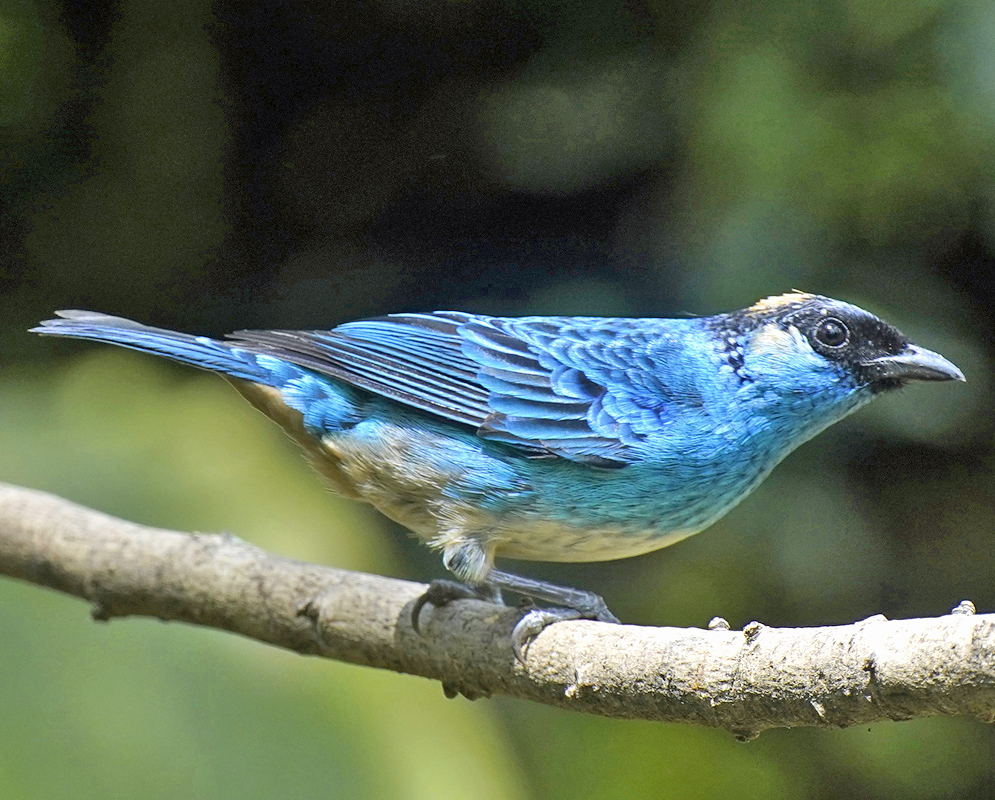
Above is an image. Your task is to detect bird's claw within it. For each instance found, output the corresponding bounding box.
[411,579,496,635]
[411,572,620,663]
[511,607,582,662]
[579,598,620,625]
[511,602,620,663]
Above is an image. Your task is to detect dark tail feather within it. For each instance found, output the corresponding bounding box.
[31,310,270,383]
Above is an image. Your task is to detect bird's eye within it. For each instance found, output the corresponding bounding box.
[814,318,849,348]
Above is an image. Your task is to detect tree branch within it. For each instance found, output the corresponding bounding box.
[0,481,992,738]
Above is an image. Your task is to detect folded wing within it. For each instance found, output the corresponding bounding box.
[229,313,689,467]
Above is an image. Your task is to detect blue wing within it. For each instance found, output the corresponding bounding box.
[229,313,702,467]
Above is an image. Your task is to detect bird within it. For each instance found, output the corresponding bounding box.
[32,292,964,658]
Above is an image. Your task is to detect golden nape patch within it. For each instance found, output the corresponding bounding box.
[747,291,813,315]
[746,322,807,358]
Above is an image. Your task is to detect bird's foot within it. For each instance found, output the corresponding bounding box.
[412,551,621,664]
[511,607,581,662]
[511,597,619,662]
[411,579,502,634]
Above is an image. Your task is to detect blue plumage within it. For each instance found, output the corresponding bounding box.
[32,293,964,651]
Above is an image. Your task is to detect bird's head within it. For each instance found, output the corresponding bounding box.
[714,292,964,437]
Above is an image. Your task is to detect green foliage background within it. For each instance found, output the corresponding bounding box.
[1,0,994,797]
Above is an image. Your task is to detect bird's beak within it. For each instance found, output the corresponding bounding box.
[862,344,965,383]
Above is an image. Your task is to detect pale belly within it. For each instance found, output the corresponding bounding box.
[488,520,702,562]
[307,424,746,564]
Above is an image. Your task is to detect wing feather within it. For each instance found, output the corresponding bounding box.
[227,312,696,467]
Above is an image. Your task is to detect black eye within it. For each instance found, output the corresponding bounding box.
[814,318,849,348]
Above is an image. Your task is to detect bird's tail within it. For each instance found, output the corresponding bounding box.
[31,311,274,384]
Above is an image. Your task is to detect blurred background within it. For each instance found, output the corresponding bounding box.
[1,0,993,797]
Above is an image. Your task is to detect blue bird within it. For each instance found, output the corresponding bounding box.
[33,293,964,656]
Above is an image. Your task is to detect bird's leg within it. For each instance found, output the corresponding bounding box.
[485,569,620,661]
[485,569,619,623]
[411,539,504,634]
[412,540,619,661]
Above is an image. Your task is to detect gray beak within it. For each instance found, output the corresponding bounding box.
[862,344,966,383]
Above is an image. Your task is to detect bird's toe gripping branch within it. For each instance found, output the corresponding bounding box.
[412,565,620,662]
[410,579,503,635]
